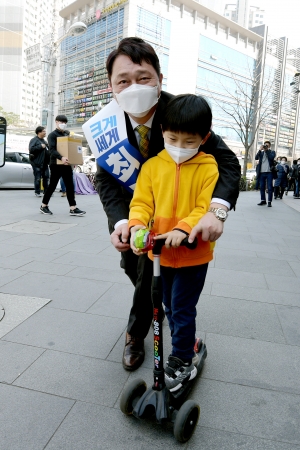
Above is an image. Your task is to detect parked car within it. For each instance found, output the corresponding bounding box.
[246,168,256,182]
[0,151,34,188]
[75,156,96,174]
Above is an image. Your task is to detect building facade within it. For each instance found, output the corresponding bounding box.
[56,0,300,162]
[0,0,70,131]
[224,2,265,30]
[58,0,262,156]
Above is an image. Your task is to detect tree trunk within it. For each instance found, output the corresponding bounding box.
[242,145,249,177]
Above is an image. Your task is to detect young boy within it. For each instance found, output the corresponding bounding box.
[129,94,219,392]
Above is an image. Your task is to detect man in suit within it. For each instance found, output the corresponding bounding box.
[95,37,241,371]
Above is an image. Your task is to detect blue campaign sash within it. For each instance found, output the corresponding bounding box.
[82,99,145,193]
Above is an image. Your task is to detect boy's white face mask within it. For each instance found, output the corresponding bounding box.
[114,84,159,118]
[164,142,202,164]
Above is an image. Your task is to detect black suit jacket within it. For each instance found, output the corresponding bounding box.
[95,91,240,233]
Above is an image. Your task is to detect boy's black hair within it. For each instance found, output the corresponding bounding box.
[161,94,212,137]
[293,159,297,164]
[264,140,271,146]
[35,126,45,135]
[55,114,68,123]
[106,37,161,80]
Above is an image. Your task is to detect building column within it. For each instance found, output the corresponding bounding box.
[273,37,288,155]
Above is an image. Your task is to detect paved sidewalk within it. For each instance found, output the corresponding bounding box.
[0,189,299,450]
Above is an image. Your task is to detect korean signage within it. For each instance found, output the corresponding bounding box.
[82,100,144,193]
[0,117,6,168]
[25,44,42,73]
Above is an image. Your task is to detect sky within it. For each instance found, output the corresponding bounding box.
[213,0,300,48]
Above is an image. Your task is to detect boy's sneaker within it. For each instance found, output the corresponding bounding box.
[35,193,42,197]
[70,207,86,216]
[164,355,197,392]
[40,205,53,215]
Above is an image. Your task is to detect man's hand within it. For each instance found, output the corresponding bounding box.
[61,156,69,165]
[130,225,146,255]
[111,223,131,252]
[155,230,187,249]
[189,203,228,243]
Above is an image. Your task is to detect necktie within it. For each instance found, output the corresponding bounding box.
[136,125,150,159]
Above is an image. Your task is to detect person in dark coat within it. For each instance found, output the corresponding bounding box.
[274,156,289,199]
[29,126,50,197]
[255,141,276,207]
[286,160,298,197]
[95,37,241,371]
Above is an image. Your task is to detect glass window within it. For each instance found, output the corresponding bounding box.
[136,7,171,90]
[5,153,17,163]
[19,153,31,164]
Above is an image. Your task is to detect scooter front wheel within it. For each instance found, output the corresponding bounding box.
[173,399,200,443]
[120,378,147,415]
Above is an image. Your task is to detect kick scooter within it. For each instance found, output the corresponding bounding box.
[120,230,207,442]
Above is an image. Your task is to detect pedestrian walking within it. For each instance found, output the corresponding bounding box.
[29,126,50,197]
[274,156,289,199]
[286,160,298,196]
[40,115,85,216]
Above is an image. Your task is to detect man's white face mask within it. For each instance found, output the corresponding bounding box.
[114,84,159,118]
[164,141,202,165]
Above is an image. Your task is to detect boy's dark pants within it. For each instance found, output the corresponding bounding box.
[161,263,209,363]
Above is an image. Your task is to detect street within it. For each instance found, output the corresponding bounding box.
[0,189,300,449]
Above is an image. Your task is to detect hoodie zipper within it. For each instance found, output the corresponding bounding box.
[171,163,181,266]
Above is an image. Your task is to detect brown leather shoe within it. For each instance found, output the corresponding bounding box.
[122,333,145,371]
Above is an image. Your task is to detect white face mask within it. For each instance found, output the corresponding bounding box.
[57,123,67,131]
[114,84,159,118]
[164,142,200,165]
[281,160,287,165]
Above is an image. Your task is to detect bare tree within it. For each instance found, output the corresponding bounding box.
[203,48,286,177]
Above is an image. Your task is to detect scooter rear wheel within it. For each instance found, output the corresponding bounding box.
[120,378,147,415]
[173,399,200,443]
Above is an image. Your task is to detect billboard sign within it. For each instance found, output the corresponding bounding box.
[25,44,42,73]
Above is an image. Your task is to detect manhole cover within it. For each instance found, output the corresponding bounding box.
[0,220,77,235]
[0,305,4,322]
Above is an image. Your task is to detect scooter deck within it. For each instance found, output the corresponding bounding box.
[170,342,207,403]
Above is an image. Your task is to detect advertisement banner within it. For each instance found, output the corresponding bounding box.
[25,44,42,73]
[82,99,144,192]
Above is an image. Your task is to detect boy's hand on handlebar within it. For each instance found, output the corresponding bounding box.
[154,230,187,249]
[130,225,146,255]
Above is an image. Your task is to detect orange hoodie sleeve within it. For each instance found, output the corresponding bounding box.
[175,167,219,233]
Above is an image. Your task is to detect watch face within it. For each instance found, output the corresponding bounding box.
[217,209,227,219]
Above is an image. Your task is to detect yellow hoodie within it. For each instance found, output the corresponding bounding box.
[129,149,219,268]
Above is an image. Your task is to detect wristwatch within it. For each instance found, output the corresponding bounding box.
[208,207,228,222]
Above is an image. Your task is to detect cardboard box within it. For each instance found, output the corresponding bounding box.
[57,136,83,165]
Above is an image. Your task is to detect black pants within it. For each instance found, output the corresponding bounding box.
[33,165,49,194]
[42,165,76,207]
[121,250,154,339]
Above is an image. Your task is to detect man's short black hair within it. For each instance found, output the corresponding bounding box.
[106,37,161,80]
[161,94,212,138]
[293,160,297,164]
[55,115,68,123]
[35,126,45,135]
[264,140,271,146]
